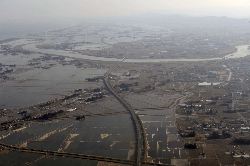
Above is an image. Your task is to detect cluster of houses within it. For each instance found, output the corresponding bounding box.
[0,119,24,131]
[0,63,15,78]
[84,88,104,102]
[1,44,30,55]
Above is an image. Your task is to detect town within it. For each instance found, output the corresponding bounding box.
[0,19,250,165]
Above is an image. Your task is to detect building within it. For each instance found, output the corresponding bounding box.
[199,153,206,159]
[198,82,221,86]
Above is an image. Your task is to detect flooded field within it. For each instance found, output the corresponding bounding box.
[0,38,137,165]
[0,95,136,165]
[124,92,187,165]
[0,52,106,108]
[3,22,246,165]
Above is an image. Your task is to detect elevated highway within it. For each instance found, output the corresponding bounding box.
[101,36,146,165]
[103,50,146,166]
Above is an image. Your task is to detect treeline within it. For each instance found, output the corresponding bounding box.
[207,131,231,139]
[233,137,250,144]
[34,110,64,120]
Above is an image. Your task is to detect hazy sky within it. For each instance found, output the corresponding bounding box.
[1,0,250,21]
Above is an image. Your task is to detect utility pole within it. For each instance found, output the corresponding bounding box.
[232,92,234,110]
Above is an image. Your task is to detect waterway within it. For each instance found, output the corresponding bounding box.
[22,42,250,62]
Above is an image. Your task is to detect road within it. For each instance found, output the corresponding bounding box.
[168,92,194,109]
[0,36,160,166]
[101,36,146,166]
[0,142,134,165]
[0,142,166,166]
[102,51,145,166]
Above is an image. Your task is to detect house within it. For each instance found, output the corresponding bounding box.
[216,71,227,75]
[199,153,206,159]
[76,115,85,121]
[9,64,16,67]
[4,69,13,73]
[198,82,212,86]
[241,127,249,133]
[0,71,5,75]
[67,108,76,112]
[198,82,221,86]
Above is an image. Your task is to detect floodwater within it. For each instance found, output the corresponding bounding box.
[1,25,248,165]
[0,40,107,108]
[124,92,186,164]
[0,63,106,108]
[0,99,136,164]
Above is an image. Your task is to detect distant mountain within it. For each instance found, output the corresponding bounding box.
[92,13,250,29]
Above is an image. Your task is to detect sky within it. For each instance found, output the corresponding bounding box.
[0,0,250,22]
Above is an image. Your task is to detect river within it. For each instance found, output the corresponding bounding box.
[22,42,250,62]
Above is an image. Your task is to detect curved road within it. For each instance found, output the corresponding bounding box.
[101,36,146,165]
[103,50,145,166]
